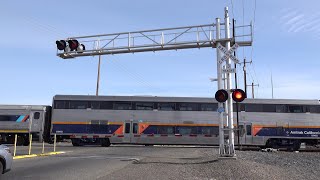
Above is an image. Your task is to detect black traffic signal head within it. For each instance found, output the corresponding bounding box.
[56,40,66,51]
[232,89,246,102]
[215,89,228,102]
[68,39,79,51]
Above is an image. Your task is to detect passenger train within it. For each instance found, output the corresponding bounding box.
[1,95,320,150]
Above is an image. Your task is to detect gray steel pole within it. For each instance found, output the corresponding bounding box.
[224,7,235,156]
[243,58,247,96]
[96,55,101,96]
[271,72,274,99]
[216,17,225,155]
[252,82,254,99]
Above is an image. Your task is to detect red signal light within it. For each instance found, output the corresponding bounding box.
[68,40,79,51]
[232,89,246,102]
[56,40,66,51]
[215,89,228,103]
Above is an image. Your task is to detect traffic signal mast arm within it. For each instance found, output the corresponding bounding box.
[55,23,252,59]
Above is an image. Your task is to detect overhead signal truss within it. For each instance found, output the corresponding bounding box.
[56,23,253,59]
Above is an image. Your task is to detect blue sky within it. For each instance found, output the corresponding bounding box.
[0,0,319,105]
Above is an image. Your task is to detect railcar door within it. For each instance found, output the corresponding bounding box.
[239,122,253,145]
[123,120,138,144]
[30,111,41,132]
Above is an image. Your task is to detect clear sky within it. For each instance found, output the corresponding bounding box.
[0,0,319,105]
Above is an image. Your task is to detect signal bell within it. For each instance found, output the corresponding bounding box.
[232,89,246,102]
[215,89,228,102]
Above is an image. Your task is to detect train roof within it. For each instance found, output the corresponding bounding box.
[53,95,320,105]
[0,105,48,110]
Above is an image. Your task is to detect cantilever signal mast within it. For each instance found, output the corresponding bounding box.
[55,7,253,158]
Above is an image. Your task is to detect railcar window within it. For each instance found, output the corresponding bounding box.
[34,112,40,119]
[70,101,88,109]
[176,126,197,135]
[133,123,138,134]
[288,105,303,113]
[276,105,286,113]
[91,101,100,109]
[136,102,154,110]
[200,103,217,111]
[54,100,68,109]
[125,123,130,133]
[198,126,219,135]
[158,102,175,111]
[233,103,243,112]
[114,102,132,110]
[100,101,113,109]
[233,103,245,111]
[245,104,263,112]
[262,104,276,112]
[309,105,320,113]
[0,115,19,121]
[177,103,199,111]
[157,126,175,134]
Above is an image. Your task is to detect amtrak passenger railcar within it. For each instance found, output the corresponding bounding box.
[50,95,320,150]
[0,105,52,145]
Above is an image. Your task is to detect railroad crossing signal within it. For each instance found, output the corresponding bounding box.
[232,89,246,102]
[215,89,246,103]
[217,43,239,73]
[56,39,85,53]
[217,43,239,64]
[56,40,67,51]
[215,89,228,102]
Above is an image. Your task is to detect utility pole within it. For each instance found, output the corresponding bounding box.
[96,55,101,96]
[247,82,259,98]
[271,72,274,99]
[232,18,241,150]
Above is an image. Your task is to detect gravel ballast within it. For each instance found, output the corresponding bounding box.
[106,147,320,180]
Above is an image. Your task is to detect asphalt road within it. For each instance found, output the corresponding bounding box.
[2,143,213,180]
[2,143,320,180]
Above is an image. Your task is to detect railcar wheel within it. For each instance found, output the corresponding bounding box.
[16,136,24,146]
[71,139,81,146]
[292,140,301,151]
[265,139,273,148]
[23,136,30,146]
[101,138,111,147]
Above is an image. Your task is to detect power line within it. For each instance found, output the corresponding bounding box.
[250,0,257,61]
[107,58,162,93]
[242,0,245,59]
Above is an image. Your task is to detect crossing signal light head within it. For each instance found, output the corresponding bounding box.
[232,89,246,102]
[215,89,228,102]
[56,40,66,51]
[68,39,79,51]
